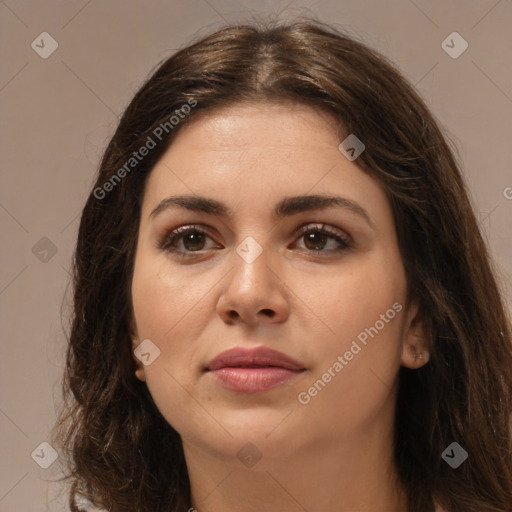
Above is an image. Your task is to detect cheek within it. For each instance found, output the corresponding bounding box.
[296,256,406,426]
[131,252,224,434]
[314,252,406,353]
[131,251,208,343]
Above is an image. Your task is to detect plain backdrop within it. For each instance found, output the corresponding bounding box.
[1,1,511,510]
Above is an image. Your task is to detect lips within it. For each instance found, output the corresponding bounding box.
[205,346,306,393]
[206,346,305,372]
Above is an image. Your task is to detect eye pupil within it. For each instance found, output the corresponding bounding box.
[183,233,205,251]
[304,232,328,251]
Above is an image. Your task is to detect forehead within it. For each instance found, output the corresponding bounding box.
[151,102,344,176]
[180,101,343,146]
[141,102,389,225]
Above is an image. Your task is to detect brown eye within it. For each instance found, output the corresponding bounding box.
[159,226,215,254]
[303,231,329,251]
[294,224,352,253]
[180,232,207,251]
[159,223,352,259]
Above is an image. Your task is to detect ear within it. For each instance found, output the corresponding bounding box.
[130,317,146,382]
[400,300,430,369]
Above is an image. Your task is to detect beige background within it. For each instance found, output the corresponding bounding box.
[1,1,511,510]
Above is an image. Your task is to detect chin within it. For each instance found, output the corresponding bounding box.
[180,408,306,463]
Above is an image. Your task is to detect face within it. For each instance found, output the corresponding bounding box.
[130,102,427,462]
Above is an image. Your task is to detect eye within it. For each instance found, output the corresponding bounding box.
[292,223,352,254]
[158,225,217,255]
[158,223,352,258]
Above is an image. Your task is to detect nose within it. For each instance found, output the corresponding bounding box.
[216,240,290,327]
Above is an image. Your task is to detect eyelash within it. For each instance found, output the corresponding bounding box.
[158,223,353,258]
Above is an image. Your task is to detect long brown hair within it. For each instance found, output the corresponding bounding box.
[52,18,512,512]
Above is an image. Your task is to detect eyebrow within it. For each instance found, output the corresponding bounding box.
[149,193,375,229]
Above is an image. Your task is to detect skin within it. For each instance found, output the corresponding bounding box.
[130,102,430,512]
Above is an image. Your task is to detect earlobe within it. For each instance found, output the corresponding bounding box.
[132,341,147,382]
[130,319,146,382]
[400,300,431,369]
[401,341,431,369]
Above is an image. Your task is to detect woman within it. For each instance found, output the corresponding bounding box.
[53,18,512,512]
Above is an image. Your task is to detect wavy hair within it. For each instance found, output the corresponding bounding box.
[52,18,512,512]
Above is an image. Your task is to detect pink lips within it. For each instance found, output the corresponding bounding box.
[205,346,306,393]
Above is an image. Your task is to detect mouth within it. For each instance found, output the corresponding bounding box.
[205,346,306,393]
